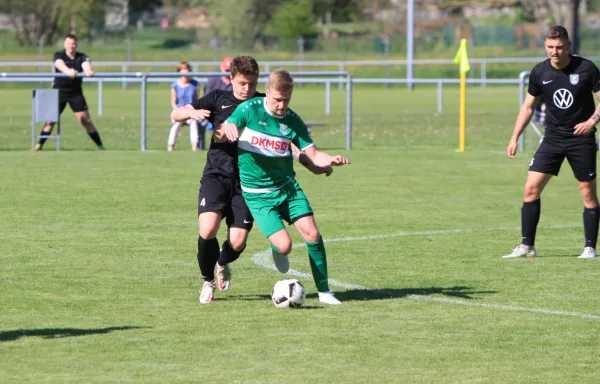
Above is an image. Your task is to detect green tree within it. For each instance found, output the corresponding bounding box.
[199,0,282,49]
[268,0,318,49]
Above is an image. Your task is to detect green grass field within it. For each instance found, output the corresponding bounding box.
[1,85,600,383]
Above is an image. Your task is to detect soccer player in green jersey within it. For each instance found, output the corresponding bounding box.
[215,69,350,305]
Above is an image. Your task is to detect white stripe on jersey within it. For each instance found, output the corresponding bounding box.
[238,127,292,157]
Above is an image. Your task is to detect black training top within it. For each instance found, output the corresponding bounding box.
[191,90,266,178]
[52,50,91,93]
[528,55,600,140]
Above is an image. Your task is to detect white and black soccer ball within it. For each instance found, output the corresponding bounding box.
[271,278,306,308]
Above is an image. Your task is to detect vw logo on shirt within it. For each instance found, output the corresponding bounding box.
[552,88,574,109]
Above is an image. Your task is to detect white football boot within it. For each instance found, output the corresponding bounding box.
[216,263,231,291]
[199,280,215,304]
[578,247,597,259]
[502,244,536,259]
[318,291,342,305]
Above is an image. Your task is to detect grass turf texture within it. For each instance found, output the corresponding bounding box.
[1,85,600,383]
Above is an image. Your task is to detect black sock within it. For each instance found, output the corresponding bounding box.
[583,206,600,248]
[197,236,219,281]
[521,199,541,247]
[88,131,103,147]
[218,240,245,266]
[38,128,53,146]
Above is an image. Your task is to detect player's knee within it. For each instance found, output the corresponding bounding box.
[273,242,292,256]
[229,237,247,252]
[523,184,541,200]
[199,226,219,239]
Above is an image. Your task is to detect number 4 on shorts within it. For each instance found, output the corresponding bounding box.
[200,198,206,206]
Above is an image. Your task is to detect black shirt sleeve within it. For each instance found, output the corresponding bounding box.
[53,51,62,63]
[191,90,217,110]
[528,64,542,97]
[590,62,600,94]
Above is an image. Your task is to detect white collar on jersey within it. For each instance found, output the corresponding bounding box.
[263,97,284,119]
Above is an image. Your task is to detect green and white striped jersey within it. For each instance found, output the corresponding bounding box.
[226,97,314,193]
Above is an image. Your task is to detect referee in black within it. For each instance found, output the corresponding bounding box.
[35,34,104,151]
[504,25,600,259]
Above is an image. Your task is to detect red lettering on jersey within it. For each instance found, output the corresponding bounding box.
[249,135,289,152]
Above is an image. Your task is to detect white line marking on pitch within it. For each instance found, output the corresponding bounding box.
[252,224,600,320]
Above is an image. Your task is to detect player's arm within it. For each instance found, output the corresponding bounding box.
[301,145,350,168]
[170,89,178,110]
[292,144,333,176]
[81,56,94,77]
[507,92,540,158]
[171,93,212,122]
[574,90,600,135]
[214,123,240,143]
[54,59,77,78]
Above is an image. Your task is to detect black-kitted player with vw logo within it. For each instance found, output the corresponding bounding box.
[504,25,600,259]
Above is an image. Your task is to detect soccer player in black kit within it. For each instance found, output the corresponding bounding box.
[173,56,331,303]
[35,34,104,151]
[504,26,600,259]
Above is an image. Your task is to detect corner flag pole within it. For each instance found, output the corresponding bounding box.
[454,38,470,152]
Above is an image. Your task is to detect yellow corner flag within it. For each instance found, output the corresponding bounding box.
[454,38,470,152]
[454,38,471,74]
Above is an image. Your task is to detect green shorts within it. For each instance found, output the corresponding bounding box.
[242,179,313,238]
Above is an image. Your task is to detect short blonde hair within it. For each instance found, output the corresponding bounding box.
[268,69,294,93]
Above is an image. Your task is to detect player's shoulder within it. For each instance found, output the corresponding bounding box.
[77,51,89,60]
[239,96,264,110]
[53,50,66,58]
[531,59,550,76]
[284,108,303,122]
[572,55,599,72]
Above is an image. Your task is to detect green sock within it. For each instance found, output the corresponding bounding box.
[306,236,329,292]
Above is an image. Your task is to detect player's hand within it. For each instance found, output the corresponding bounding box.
[574,120,595,136]
[310,165,333,176]
[188,109,211,121]
[330,155,350,166]
[84,70,94,77]
[507,139,518,158]
[68,68,77,78]
[218,123,240,142]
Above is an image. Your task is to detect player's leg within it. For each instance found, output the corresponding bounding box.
[35,97,67,150]
[72,94,104,150]
[198,211,221,303]
[188,120,199,151]
[242,189,290,272]
[215,190,253,291]
[197,176,229,303]
[284,180,341,304]
[167,120,183,151]
[567,141,599,258]
[504,141,561,258]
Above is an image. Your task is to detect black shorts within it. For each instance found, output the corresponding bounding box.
[529,139,597,181]
[198,175,253,230]
[58,92,89,114]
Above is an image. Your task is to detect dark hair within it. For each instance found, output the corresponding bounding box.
[65,34,78,41]
[545,26,569,42]
[177,61,191,72]
[230,56,259,79]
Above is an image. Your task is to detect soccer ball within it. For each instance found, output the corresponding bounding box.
[271,278,306,308]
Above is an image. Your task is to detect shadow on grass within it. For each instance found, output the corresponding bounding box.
[0,326,148,342]
[307,286,497,302]
[222,286,496,303]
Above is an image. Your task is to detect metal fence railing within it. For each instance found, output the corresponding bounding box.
[0,71,531,151]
